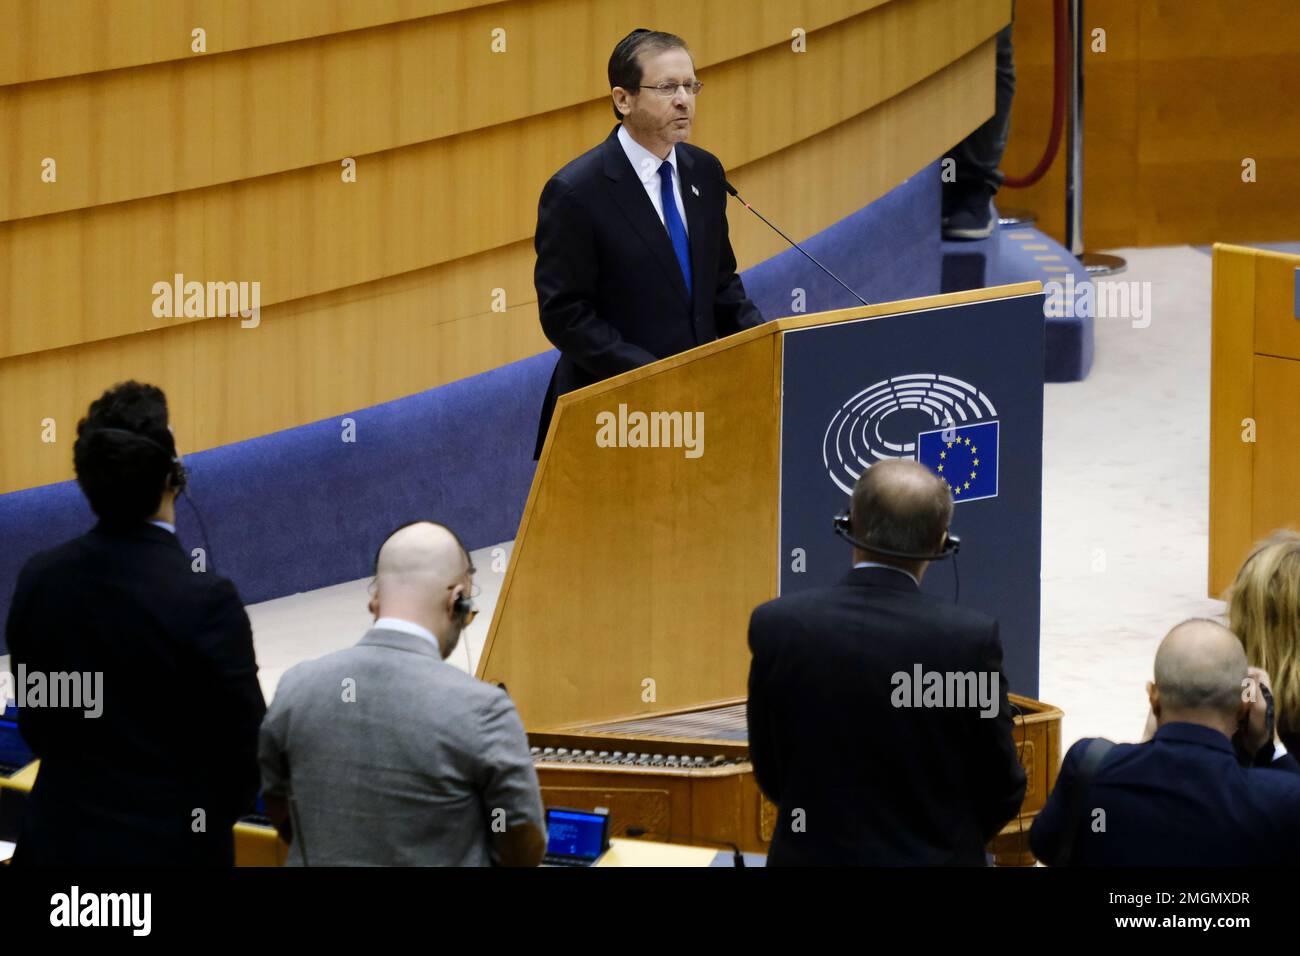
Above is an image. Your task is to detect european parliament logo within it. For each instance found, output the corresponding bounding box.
[821,372,1000,504]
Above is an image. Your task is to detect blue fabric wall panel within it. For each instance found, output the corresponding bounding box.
[744,162,942,317]
[0,353,555,645]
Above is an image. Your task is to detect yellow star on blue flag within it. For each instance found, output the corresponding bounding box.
[916,421,999,502]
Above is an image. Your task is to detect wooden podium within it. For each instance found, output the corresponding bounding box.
[478,283,1062,863]
[1209,244,1300,596]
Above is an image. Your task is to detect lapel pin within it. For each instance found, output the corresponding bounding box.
[691,185,700,197]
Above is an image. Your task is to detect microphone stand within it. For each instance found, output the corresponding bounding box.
[725,181,871,308]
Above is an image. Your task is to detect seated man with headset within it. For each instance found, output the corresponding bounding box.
[745,458,1026,866]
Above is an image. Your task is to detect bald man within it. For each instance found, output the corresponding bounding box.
[258,522,546,866]
[1031,619,1300,866]
[747,460,1026,865]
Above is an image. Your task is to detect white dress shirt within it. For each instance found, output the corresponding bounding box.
[373,616,441,652]
[852,560,920,587]
[617,124,689,235]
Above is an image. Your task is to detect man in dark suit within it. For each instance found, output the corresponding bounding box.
[5,381,266,865]
[532,28,764,457]
[747,459,1026,865]
[1031,619,1300,866]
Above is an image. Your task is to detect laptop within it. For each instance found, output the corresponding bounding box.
[541,807,610,867]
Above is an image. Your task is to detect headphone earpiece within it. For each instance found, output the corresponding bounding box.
[451,587,476,625]
[86,426,186,495]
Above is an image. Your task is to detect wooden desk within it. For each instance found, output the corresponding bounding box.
[0,761,39,794]
[595,838,720,868]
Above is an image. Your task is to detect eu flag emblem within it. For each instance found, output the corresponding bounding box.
[916,421,999,503]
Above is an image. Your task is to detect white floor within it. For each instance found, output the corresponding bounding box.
[247,244,1226,754]
[1037,245,1224,751]
[248,540,515,698]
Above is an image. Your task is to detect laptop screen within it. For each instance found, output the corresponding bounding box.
[545,808,609,861]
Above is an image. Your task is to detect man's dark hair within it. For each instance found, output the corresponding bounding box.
[850,459,953,560]
[73,381,176,525]
[608,28,691,120]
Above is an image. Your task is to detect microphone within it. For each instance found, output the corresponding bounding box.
[724,180,871,308]
[624,826,747,867]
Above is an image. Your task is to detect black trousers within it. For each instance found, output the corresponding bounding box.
[945,6,1017,203]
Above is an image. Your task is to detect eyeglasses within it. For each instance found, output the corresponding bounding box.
[637,80,703,97]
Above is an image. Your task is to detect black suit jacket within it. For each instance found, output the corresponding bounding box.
[1030,723,1300,866]
[4,522,266,865]
[532,124,764,457]
[747,566,1027,866]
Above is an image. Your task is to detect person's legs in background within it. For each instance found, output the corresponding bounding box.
[943,9,1016,240]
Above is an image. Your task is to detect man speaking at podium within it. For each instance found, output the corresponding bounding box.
[532,28,765,458]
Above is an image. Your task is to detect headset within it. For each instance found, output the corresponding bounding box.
[445,530,479,628]
[451,582,477,627]
[79,424,218,569]
[832,510,960,562]
[372,521,479,628]
[82,425,188,495]
[440,530,478,672]
[832,510,962,600]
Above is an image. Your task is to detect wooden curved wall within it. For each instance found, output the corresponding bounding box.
[1002,0,1300,250]
[0,0,1008,495]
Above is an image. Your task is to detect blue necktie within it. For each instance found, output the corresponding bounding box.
[658,160,692,298]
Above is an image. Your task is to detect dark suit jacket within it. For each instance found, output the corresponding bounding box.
[747,566,1027,866]
[532,124,764,457]
[4,521,266,865]
[1030,723,1300,866]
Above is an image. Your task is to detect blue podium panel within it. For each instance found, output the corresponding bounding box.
[778,293,1046,697]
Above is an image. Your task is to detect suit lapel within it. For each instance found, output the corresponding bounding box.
[602,127,692,306]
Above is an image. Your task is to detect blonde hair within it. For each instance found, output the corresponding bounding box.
[1223,530,1300,744]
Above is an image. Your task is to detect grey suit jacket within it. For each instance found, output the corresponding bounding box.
[259,627,544,866]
